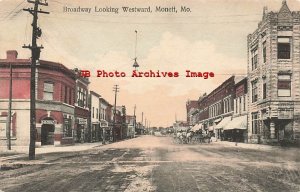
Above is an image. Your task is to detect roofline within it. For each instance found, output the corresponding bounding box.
[90,90,101,98]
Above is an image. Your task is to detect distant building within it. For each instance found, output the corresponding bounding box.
[89,91,101,142]
[247,1,300,144]
[126,115,135,138]
[173,121,189,132]
[223,77,248,142]
[74,69,90,143]
[99,97,110,142]
[186,100,198,126]
[197,76,236,138]
[112,106,126,141]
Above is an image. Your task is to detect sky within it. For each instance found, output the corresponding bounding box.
[1,0,300,127]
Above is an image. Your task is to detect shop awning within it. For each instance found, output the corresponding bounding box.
[224,115,247,130]
[177,127,189,131]
[214,117,222,123]
[215,116,232,129]
[100,120,108,127]
[191,124,202,132]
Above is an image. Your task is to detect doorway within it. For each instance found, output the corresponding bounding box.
[41,124,55,145]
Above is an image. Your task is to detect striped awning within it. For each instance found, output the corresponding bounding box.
[224,115,247,130]
[215,116,232,130]
[191,123,202,132]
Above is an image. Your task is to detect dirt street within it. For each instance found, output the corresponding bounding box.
[0,135,299,192]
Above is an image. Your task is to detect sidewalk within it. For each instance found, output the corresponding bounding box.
[212,140,299,151]
[0,142,104,161]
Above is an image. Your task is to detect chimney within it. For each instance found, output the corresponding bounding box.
[6,50,18,60]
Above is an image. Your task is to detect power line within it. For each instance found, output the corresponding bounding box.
[1,0,26,21]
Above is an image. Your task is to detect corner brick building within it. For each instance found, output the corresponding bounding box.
[0,50,76,146]
[247,1,300,144]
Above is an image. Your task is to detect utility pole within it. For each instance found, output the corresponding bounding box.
[23,0,49,160]
[112,85,119,142]
[145,118,147,134]
[133,104,136,138]
[141,112,143,125]
[6,63,12,150]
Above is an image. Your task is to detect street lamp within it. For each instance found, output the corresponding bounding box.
[133,58,139,70]
[133,30,139,70]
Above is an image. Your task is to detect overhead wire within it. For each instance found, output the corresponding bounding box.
[0,0,26,21]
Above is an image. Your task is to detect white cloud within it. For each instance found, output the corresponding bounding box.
[90,32,246,96]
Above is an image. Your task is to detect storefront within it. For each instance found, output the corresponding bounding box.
[100,120,109,143]
[224,115,247,142]
[75,117,88,143]
[214,116,232,140]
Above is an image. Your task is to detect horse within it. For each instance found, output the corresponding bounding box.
[186,132,193,144]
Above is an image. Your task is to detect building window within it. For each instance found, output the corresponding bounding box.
[263,82,267,99]
[69,88,72,105]
[43,82,54,100]
[263,41,266,63]
[234,98,238,113]
[278,37,291,59]
[64,86,68,103]
[243,95,246,111]
[278,74,291,97]
[64,118,72,137]
[77,88,86,107]
[251,112,259,134]
[239,97,242,114]
[96,108,99,120]
[251,80,258,103]
[251,47,258,70]
[92,107,95,118]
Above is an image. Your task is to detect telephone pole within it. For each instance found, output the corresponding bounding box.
[23,0,49,160]
[133,104,136,138]
[112,85,119,142]
[145,118,147,134]
[141,112,143,125]
[6,63,12,150]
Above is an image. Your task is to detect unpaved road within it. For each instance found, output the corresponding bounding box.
[0,135,299,192]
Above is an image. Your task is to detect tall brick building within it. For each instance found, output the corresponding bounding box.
[247,1,300,144]
[186,100,198,126]
[198,76,235,131]
[0,50,76,146]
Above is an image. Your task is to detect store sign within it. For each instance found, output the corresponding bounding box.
[78,118,87,125]
[278,110,293,119]
[41,120,55,125]
[100,121,108,127]
[64,119,70,124]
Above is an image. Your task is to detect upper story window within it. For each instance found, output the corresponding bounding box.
[243,95,246,111]
[278,74,291,97]
[251,80,258,103]
[69,88,73,105]
[262,41,267,63]
[251,47,258,70]
[223,97,231,113]
[263,82,267,99]
[77,87,86,107]
[44,82,54,100]
[92,107,95,118]
[97,108,99,120]
[278,37,291,59]
[64,86,68,103]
